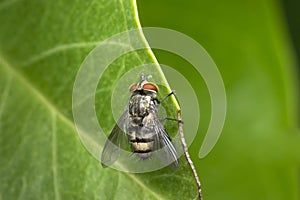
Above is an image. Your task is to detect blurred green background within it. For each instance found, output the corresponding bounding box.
[283,0,300,69]
[137,0,299,199]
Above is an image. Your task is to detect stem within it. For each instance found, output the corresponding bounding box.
[177,110,203,200]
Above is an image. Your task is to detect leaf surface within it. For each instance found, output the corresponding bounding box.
[0,0,197,199]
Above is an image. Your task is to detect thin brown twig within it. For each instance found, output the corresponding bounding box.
[177,110,203,200]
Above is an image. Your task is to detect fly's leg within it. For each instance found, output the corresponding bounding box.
[157,90,183,123]
[156,90,176,104]
[161,117,184,124]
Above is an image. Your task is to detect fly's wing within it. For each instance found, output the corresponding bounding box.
[101,110,129,168]
[153,118,180,170]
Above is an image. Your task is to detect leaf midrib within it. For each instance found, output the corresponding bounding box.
[0,54,165,200]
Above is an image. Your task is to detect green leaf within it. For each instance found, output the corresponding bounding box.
[0,0,197,200]
[138,0,300,200]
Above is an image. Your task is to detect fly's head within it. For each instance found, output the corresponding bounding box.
[129,73,158,99]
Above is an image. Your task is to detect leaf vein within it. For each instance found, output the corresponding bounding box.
[20,42,100,67]
[17,177,27,200]
[19,41,136,67]
[0,109,35,174]
[119,0,129,31]
[122,172,164,200]
[0,74,12,128]
[52,112,60,200]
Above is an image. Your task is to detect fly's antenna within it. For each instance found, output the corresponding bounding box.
[140,73,152,82]
[140,73,145,81]
[138,73,153,88]
[137,73,145,88]
[145,74,152,81]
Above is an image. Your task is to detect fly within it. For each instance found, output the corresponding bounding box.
[101,73,180,169]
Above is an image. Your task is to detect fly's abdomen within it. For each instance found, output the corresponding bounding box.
[130,139,154,159]
[128,123,156,159]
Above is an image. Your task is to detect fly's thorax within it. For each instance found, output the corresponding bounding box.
[128,92,157,117]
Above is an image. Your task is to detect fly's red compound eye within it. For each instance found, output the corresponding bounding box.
[142,83,158,92]
[129,84,137,92]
